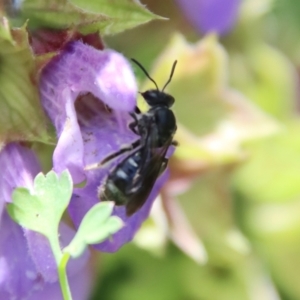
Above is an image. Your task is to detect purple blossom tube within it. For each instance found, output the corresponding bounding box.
[40,41,170,252]
[176,0,241,35]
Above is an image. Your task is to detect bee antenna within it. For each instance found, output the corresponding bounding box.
[131,58,159,91]
[162,60,177,92]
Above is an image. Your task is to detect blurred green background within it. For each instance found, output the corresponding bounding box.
[4,0,300,298]
[90,1,300,299]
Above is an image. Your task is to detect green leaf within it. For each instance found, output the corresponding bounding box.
[7,170,72,242]
[64,202,123,258]
[15,0,164,35]
[0,18,48,143]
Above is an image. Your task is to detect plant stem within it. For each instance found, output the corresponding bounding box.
[58,252,72,300]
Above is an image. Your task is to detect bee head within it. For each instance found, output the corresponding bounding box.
[131,58,177,108]
[141,90,175,107]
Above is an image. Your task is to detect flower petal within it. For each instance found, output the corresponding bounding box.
[25,222,90,283]
[176,0,241,35]
[0,143,40,205]
[0,195,3,226]
[29,265,92,300]
[0,211,44,299]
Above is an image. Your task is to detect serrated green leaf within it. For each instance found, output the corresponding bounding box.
[7,170,72,238]
[16,0,164,35]
[0,19,48,143]
[64,202,123,258]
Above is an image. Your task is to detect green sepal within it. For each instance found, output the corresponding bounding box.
[0,18,48,143]
[13,0,164,35]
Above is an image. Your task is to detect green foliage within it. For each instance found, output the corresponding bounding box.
[7,170,72,261]
[64,202,123,258]
[13,0,163,35]
[0,20,47,143]
[8,170,72,235]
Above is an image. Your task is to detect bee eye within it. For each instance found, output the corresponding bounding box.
[141,90,159,106]
[164,94,175,107]
[141,90,175,107]
[148,91,157,98]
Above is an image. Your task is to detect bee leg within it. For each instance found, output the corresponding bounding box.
[100,139,141,165]
[135,106,141,114]
[171,140,179,146]
[100,110,142,166]
[129,112,139,134]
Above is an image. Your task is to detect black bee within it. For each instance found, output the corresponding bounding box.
[98,59,177,216]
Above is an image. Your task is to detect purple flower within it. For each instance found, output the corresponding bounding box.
[176,0,241,35]
[40,41,137,184]
[0,143,91,299]
[40,41,169,252]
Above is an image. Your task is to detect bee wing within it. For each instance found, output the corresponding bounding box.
[127,119,166,192]
[125,129,172,216]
